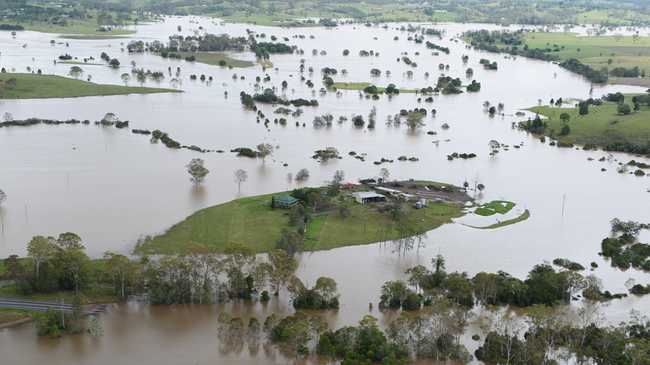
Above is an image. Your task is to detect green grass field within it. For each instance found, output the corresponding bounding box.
[528,97,650,148]
[0,73,179,99]
[303,202,461,250]
[331,82,418,93]
[136,191,463,254]
[523,32,650,85]
[474,200,516,216]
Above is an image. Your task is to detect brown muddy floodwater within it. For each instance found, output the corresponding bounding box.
[1,17,650,364]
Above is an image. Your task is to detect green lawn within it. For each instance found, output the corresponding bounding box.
[528,97,650,148]
[136,191,463,255]
[0,73,179,99]
[475,200,516,216]
[304,202,461,250]
[523,32,650,85]
[331,82,418,93]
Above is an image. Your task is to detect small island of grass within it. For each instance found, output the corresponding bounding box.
[135,180,470,255]
[459,200,530,229]
[523,94,650,154]
[0,73,180,99]
[474,200,515,216]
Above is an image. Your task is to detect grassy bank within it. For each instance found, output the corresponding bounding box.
[0,308,32,327]
[136,190,463,255]
[59,34,131,40]
[528,96,650,149]
[468,210,531,230]
[0,73,179,99]
[0,284,115,304]
[523,32,650,86]
[331,82,417,93]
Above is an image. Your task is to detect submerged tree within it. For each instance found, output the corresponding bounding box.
[186,158,209,185]
[256,143,274,163]
[120,73,131,86]
[0,189,6,206]
[68,66,83,79]
[234,169,248,193]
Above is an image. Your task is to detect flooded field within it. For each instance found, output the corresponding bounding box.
[1,17,649,364]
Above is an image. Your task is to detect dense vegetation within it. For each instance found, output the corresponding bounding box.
[475,312,650,365]
[601,218,650,271]
[384,255,587,311]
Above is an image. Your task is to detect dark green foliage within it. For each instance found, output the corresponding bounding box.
[552,258,584,271]
[317,316,409,364]
[230,147,258,157]
[560,58,608,83]
[251,40,295,59]
[151,129,180,148]
[425,41,449,54]
[289,277,339,310]
[466,80,481,92]
[435,76,463,94]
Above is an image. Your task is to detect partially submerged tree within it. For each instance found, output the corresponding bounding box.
[68,66,83,79]
[295,168,309,181]
[234,169,248,193]
[120,73,131,86]
[186,158,209,185]
[256,143,274,163]
[379,167,390,181]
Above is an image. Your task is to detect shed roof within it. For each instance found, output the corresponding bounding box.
[274,195,298,204]
[353,191,386,199]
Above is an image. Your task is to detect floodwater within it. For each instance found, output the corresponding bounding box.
[1,17,650,364]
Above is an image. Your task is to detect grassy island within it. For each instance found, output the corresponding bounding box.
[136,182,469,255]
[331,82,417,93]
[165,51,255,68]
[0,73,179,99]
[526,95,650,152]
